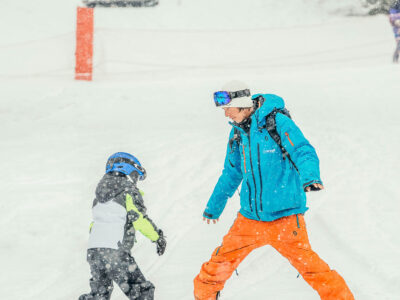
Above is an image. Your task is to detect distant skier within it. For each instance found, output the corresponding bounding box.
[389,0,400,62]
[193,81,354,300]
[79,152,166,300]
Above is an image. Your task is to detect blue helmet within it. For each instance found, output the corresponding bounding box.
[105,152,147,180]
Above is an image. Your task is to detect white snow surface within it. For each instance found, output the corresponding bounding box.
[1,0,400,299]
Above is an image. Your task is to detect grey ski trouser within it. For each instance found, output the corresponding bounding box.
[79,248,154,300]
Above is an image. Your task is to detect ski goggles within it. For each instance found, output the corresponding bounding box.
[213,89,251,107]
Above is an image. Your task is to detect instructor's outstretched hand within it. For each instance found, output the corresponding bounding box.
[305,183,324,192]
[203,217,219,224]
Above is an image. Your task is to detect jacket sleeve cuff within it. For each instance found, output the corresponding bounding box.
[203,211,218,219]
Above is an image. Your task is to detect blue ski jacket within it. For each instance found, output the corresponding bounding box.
[203,94,323,222]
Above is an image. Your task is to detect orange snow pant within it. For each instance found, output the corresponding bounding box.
[194,213,354,300]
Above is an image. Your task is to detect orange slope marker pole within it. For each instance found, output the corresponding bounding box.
[75,7,94,81]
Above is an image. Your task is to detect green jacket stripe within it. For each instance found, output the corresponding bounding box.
[125,194,159,242]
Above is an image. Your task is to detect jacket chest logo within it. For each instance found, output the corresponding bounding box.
[264,149,276,153]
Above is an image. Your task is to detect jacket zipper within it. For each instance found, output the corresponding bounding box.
[257,144,263,211]
[228,159,235,168]
[246,181,253,212]
[285,132,294,146]
[242,145,247,174]
[248,133,260,219]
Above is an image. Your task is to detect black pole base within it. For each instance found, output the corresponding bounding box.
[84,0,159,7]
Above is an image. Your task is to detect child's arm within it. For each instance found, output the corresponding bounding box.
[125,191,167,255]
[125,192,159,241]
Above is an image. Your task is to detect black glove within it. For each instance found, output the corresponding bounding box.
[156,229,166,256]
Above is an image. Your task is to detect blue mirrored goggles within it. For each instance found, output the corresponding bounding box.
[213,89,251,107]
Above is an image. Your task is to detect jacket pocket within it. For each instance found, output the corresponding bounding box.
[240,180,253,213]
[262,176,302,213]
[246,181,253,212]
[284,132,294,147]
[228,159,235,168]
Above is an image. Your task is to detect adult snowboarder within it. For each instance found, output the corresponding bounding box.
[389,0,400,62]
[79,152,166,300]
[193,81,354,300]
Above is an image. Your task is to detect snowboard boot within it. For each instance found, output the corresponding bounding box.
[79,289,111,300]
[79,294,93,300]
[78,293,109,300]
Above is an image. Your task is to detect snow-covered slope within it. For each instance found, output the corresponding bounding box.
[1,1,399,299]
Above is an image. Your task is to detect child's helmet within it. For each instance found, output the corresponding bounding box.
[105,152,147,180]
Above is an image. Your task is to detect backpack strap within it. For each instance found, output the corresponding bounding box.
[265,109,299,172]
[228,127,241,153]
[228,108,299,172]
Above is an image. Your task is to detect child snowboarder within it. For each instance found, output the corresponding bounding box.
[389,1,400,62]
[79,152,167,300]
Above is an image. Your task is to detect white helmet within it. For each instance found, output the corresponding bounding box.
[214,80,253,108]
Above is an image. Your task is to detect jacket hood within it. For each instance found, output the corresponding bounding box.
[254,93,285,120]
[95,173,136,203]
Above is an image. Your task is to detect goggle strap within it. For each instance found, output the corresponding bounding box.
[229,89,250,99]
